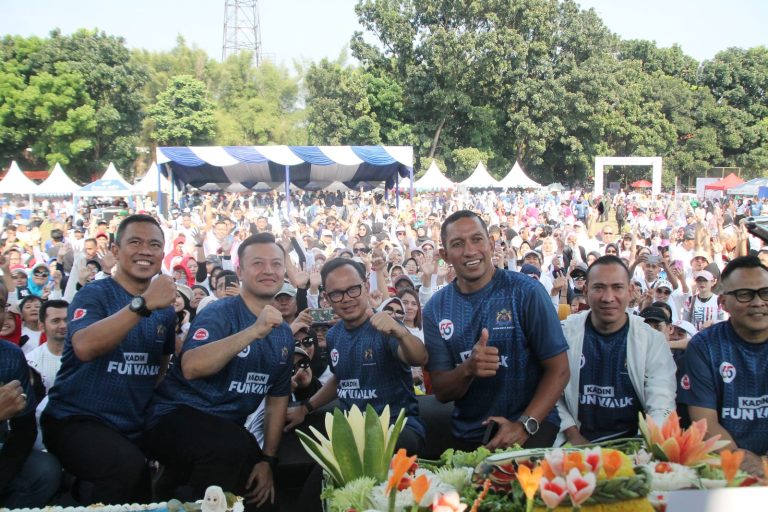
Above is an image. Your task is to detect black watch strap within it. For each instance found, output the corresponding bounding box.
[302,399,314,414]
[261,454,278,470]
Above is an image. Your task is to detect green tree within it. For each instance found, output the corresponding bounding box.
[449,147,491,181]
[304,57,381,145]
[148,75,216,145]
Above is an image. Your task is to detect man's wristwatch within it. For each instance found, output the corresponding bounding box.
[518,415,540,436]
[302,399,315,414]
[129,296,152,317]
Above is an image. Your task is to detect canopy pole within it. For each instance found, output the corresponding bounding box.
[285,165,291,218]
[157,163,163,216]
[395,173,400,210]
[409,167,414,199]
[170,167,175,210]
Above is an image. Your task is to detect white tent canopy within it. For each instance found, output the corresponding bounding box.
[0,161,40,195]
[35,163,80,196]
[133,162,177,194]
[76,162,133,197]
[414,160,455,191]
[498,161,541,189]
[460,162,500,188]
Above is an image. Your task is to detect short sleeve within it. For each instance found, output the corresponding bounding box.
[180,303,232,353]
[520,283,569,361]
[424,309,456,372]
[679,339,717,409]
[67,286,108,336]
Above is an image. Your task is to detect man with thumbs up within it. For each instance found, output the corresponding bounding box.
[146,233,294,510]
[423,211,570,450]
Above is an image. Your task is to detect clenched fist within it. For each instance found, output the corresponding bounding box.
[144,275,177,311]
[369,310,406,338]
[0,381,27,421]
[253,305,284,339]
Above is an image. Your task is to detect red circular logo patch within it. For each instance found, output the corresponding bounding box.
[73,308,87,321]
[192,328,209,341]
[680,374,691,390]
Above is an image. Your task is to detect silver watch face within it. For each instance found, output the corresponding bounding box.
[131,296,144,310]
[525,417,539,434]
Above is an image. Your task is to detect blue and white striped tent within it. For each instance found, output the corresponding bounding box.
[156,146,414,192]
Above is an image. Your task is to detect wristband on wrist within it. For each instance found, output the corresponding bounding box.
[302,398,315,414]
[260,454,278,470]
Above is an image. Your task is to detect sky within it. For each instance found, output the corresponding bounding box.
[1,0,766,67]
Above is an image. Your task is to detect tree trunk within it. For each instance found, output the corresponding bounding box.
[428,117,447,159]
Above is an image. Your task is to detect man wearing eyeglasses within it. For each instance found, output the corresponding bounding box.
[680,255,768,476]
[285,258,428,453]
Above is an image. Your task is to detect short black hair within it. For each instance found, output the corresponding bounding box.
[585,255,630,282]
[236,232,285,262]
[115,214,163,246]
[20,295,43,311]
[720,255,768,284]
[440,210,488,250]
[40,299,69,323]
[320,258,366,289]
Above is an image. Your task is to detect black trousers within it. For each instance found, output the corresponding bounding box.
[450,420,559,452]
[146,406,277,511]
[41,413,151,505]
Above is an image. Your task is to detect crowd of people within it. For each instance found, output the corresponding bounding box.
[0,186,767,511]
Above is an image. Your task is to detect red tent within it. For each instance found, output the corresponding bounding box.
[705,172,744,191]
[631,180,652,188]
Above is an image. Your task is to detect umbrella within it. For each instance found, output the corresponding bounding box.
[631,180,652,188]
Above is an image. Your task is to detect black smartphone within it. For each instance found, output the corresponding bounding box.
[482,420,499,445]
[224,275,239,289]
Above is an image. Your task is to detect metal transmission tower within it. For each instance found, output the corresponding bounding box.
[222,0,262,64]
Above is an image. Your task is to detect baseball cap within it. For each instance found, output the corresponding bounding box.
[640,306,670,324]
[683,230,695,241]
[321,229,333,237]
[520,263,541,278]
[176,284,192,303]
[672,320,698,337]
[691,250,710,262]
[420,240,435,251]
[522,250,542,262]
[276,281,297,298]
[694,270,714,281]
[392,274,415,289]
[654,279,673,291]
[294,346,311,360]
[571,262,588,275]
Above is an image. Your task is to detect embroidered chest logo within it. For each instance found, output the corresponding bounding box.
[496,309,512,323]
[330,348,340,367]
[439,319,454,340]
[719,362,736,383]
[156,324,166,338]
[281,346,289,361]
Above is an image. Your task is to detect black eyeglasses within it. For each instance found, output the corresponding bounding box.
[326,284,363,303]
[295,336,316,348]
[572,275,586,281]
[724,287,768,303]
[354,247,370,254]
[383,307,405,318]
[0,302,9,310]
[33,271,49,278]
[655,289,672,296]
[292,361,311,375]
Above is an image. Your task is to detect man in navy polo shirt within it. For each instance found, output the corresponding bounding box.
[42,215,177,505]
[147,233,293,510]
[423,210,570,450]
[680,255,768,476]
[285,258,428,453]
[557,256,677,445]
